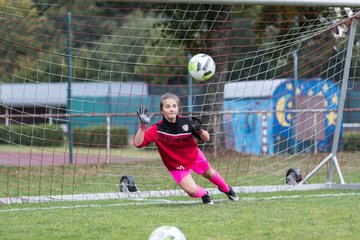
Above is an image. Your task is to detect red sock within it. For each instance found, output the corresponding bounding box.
[209,171,230,193]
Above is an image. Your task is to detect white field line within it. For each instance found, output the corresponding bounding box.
[1,183,360,204]
[1,192,359,213]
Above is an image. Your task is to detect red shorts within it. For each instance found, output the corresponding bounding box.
[169,148,210,184]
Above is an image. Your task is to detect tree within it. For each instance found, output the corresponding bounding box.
[253,6,357,81]
[151,4,233,153]
[0,0,39,82]
[1,1,134,83]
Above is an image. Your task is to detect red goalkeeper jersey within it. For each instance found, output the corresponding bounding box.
[134,116,201,170]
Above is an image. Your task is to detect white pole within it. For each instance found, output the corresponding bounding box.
[48,108,53,125]
[313,114,317,154]
[5,108,9,126]
[327,17,358,183]
[106,115,111,164]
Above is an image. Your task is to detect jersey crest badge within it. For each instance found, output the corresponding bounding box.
[182,124,189,131]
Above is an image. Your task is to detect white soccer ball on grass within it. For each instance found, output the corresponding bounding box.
[148,226,186,240]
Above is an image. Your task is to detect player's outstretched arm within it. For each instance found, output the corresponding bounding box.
[134,127,146,147]
[134,106,151,147]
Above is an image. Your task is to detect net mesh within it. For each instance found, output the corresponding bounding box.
[0,1,360,203]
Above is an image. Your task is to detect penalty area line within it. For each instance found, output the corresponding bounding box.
[0,192,359,213]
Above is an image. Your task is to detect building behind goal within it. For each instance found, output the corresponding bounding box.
[223,78,342,155]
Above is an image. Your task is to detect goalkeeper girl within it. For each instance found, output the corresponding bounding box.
[134,92,238,204]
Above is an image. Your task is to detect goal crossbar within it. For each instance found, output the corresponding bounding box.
[118,0,360,7]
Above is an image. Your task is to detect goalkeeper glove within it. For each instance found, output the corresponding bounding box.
[190,116,203,133]
[137,106,151,126]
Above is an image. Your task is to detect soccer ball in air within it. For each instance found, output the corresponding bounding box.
[148,226,186,240]
[188,53,216,81]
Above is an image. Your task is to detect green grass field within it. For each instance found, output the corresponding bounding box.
[1,147,360,239]
[0,189,359,240]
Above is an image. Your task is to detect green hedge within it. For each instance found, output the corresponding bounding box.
[0,125,128,148]
[343,132,360,152]
[72,126,128,148]
[0,124,64,147]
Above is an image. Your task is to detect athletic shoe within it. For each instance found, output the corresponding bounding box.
[219,187,239,201]
[201,192,214,205]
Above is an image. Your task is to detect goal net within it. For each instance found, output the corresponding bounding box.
[1,1,360,204]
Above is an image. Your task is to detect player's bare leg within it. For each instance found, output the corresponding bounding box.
[179,174,213,204]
